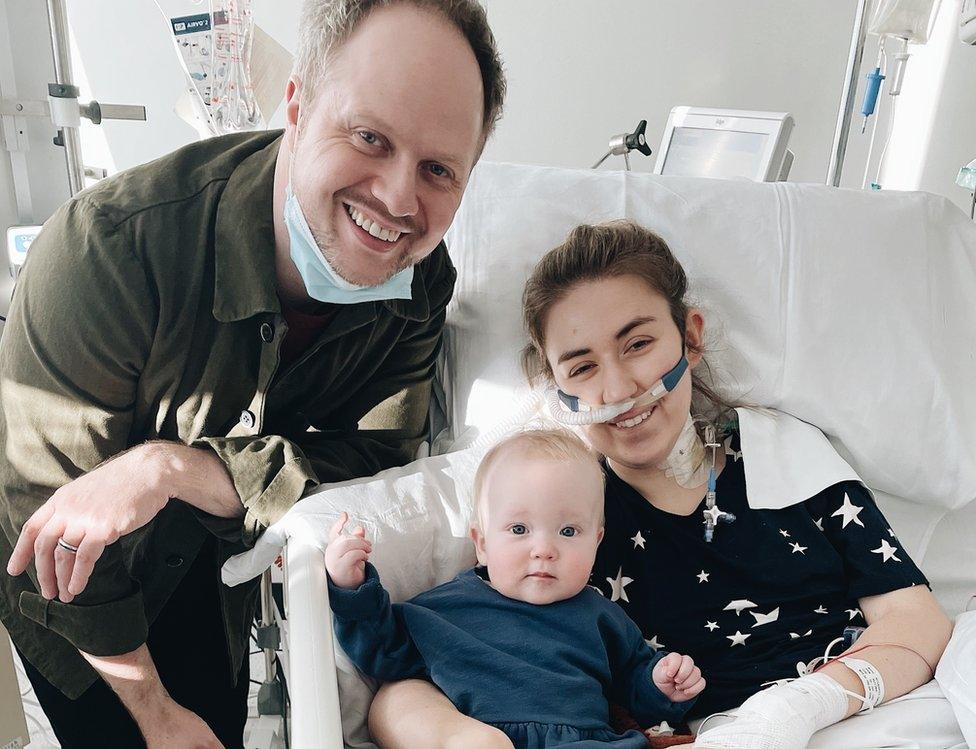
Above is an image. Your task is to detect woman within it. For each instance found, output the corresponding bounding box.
[368,221,958,749]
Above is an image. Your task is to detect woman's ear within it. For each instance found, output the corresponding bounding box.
[685,308,706,368]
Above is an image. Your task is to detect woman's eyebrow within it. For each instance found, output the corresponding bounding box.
[558,346,591,364]
[556,316,657,365]
[615,316,656,339]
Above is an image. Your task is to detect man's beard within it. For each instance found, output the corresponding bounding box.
[309,215,413,287]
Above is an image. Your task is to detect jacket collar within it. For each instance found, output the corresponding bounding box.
[379,259,433,322]
[212,133,282,322]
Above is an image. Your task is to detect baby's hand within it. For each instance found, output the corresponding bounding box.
[652,652,705,702]
[324,512,372,589]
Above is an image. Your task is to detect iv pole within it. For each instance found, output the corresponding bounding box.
[45,0,84,196]
[0,0,147,200]
[826,0,870,187]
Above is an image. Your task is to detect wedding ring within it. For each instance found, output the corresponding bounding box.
[57,538,79,554]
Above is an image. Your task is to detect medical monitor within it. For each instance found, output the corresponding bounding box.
[653,107,794,182]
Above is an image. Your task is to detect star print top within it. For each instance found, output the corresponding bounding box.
[591,431,928,720]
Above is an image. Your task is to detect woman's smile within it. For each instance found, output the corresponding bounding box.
[610,404,657,430]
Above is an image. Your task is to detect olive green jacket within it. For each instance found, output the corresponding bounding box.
[0,130,456,698]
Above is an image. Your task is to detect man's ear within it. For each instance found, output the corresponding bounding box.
[685,308,706,368]
[284,76,302,132]
[469,525,488,566]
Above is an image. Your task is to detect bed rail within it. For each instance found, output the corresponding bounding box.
[285,538,344,748]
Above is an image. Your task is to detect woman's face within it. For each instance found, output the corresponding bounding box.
[542,275,703,472]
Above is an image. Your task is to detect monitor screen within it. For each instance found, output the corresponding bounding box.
[660,127,770,180]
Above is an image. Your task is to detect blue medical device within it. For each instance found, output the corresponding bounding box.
[860,67,886,133]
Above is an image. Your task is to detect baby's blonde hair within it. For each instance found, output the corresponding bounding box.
[471,428,605,531]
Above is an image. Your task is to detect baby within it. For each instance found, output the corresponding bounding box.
[325,429,705,748]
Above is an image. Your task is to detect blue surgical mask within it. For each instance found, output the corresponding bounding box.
[283,183,414,304]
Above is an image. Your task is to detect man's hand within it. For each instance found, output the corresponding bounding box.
[652,652,706,702]
[325,512,372,589]
[82,643,224,748]
[6,444,170,603]
[140,700,226,749]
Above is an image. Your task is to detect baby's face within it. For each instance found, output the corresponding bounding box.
[471,453,604,605]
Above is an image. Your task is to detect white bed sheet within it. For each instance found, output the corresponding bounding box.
[937,610,976,747]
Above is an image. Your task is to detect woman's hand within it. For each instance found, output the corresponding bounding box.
[653,652,706,702]
[325,512,372,589]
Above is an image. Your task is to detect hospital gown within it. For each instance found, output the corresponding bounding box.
[590,430,929,721]
[328,565,693,748]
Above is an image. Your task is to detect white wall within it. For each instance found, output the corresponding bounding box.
[68,0,875,185]
[480,0,976,211]
[3,1,975,220]
[480,0,868,184]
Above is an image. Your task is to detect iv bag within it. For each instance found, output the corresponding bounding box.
[156,0,263,137]
[868,0,942,43]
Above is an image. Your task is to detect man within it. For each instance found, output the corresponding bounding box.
[0,1,504,746]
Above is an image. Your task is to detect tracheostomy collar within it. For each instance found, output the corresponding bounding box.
[547,354,689,426]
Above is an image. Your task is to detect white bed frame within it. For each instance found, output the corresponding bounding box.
[282,540,343,748]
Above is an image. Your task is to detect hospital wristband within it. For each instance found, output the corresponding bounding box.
[838,657,884,713]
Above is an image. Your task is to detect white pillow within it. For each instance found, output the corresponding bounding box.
[936,610,976,747]
[439,162,976,513]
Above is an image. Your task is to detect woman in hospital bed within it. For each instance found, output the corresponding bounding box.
[366,220,960,749]
[326,429,705,748]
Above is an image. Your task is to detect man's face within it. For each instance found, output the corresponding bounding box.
[286,4,485,287]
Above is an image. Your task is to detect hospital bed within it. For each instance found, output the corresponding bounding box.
[224,162,976,749]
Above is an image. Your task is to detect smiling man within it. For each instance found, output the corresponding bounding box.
[0,2,504,747]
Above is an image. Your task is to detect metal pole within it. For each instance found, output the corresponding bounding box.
[826,0,870,187]
[45,0,84,196]
[260,569,278,684]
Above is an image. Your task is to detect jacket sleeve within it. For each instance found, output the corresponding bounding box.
[0,198,156,655]
[327,563,427,682]
[195,262,455,547]
[606,610,694,726]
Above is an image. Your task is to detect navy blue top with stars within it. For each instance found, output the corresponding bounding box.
[590,431,928,720]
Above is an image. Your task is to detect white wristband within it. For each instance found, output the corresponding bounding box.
[839,657,885,712]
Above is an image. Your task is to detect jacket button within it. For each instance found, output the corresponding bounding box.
[240,410,255,429]
[260,322,274,343]
[166,554,184,568]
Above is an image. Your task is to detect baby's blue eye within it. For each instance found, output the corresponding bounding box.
[559,527,577,537]
[511,524,527,535]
